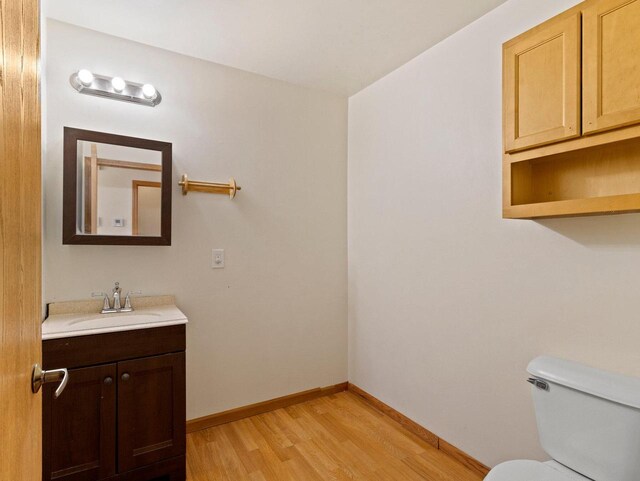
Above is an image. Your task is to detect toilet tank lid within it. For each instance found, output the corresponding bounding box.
[527,356,640,410]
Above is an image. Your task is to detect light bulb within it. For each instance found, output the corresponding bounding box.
[77,69,94,86]
[142,84,157,99]
[111,77,126,92]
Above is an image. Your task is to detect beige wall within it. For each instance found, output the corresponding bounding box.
[44,20,348,420]
[348,0,640,467]
[94,168,161,236]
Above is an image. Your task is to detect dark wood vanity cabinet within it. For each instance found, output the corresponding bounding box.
[42,325,186,481]
[43,363,117,481]
[118,353,185,473]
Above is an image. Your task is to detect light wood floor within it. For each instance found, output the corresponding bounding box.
[186,391,485,481]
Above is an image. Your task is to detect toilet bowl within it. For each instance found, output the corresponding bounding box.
[486,460,589,481]
[485,356,640,481]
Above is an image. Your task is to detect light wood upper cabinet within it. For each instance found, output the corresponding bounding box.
[503,12,582,153]
[583,0,640,134]
[503,0,640,220]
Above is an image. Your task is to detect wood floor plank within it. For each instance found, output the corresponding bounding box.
[408,451,484,481]
[187,392,485,481]
[249,471,268,481]
[214,431,253,481]
[218,423,261,475]
[293,439,339,478]
[230,419,261,452]
[327,397,426,457]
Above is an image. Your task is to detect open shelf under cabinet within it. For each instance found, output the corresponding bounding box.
[505,136,640,219]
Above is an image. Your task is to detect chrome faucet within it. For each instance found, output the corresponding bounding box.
[92,282,140,314]
[112,282,122,310]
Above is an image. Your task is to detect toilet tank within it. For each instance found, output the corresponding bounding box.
[528,356,640,481]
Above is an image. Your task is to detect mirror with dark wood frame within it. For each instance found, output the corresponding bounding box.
[63,127,172,245]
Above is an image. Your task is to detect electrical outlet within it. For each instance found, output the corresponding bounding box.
[212,249,225,269]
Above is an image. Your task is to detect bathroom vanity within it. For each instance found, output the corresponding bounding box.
[41,297,187,481]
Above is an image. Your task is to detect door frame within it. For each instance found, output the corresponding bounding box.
[131,180,162,236]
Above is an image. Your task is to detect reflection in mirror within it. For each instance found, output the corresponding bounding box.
[63,128,171,245]
[77,142,162,236]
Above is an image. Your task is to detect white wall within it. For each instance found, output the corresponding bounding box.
[95,167,161,236]
[348,0,640,467]
[44,20,348,420]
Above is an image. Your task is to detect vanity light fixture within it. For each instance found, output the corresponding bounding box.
[77,69,94,87]
[142,83,157,100]
[111,76,126,92]
[69,70,162,107]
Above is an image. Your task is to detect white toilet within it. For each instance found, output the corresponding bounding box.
[486,356,640,481]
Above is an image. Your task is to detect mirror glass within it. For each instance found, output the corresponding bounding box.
[76,141,162,236]
[63,127,171,246]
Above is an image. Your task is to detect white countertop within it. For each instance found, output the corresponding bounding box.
[42,304,188,340]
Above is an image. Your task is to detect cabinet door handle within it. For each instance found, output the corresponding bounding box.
[121,373,130,381]
[104,376,113,385]
[32,364,69,399]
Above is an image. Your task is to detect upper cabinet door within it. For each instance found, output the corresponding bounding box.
[503,12,582,152]
[583,0,640,134]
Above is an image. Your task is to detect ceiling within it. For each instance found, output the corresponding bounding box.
[45,0,507,96]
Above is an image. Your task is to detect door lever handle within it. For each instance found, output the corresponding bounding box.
[32,364,69,398]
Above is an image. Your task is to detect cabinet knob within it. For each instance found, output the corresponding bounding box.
[121,373,130,382]
[104,376,113,385]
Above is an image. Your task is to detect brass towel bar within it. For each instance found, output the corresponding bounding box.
[178,174,241,199]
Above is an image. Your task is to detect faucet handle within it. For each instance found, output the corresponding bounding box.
[92,291,111,310]
[124,291,142,310]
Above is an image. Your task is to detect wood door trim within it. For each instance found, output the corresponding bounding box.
[186,382,349,433]
[347,383,490,478]
[89,144,98,233]
[90,157,163,172]
[132,180,163,187]
[132,180,161,236]
[82,156,98,234]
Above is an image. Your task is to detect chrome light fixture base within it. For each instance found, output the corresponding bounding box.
[70,71,162,107]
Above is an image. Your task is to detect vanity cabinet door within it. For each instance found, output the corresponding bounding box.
[503,11,581,152]
[583,0,640,134]
[117,353,186,473]
[43,364,117,481]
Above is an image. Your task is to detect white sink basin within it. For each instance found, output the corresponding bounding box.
[43,305,188,340]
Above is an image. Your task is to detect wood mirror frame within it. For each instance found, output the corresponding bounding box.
[63,127,172,245]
